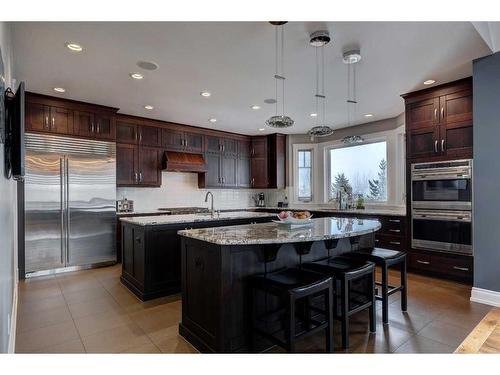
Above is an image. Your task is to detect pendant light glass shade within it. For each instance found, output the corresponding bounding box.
[266,22,294,129]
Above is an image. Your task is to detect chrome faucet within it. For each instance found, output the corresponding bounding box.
[204,191,214,216]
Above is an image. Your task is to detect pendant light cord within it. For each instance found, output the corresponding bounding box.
[281,24,285,117]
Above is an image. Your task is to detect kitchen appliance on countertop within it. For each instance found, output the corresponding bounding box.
[117,198,134,213]
[254,193,265,207]
[23,133,117,278]
[411,159,473,256]
[158,207,210,215]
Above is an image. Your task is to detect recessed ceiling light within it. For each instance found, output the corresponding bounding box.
[364,113,374,117]
[137,60,159,71]
[264,98,277,104]
[251,105,261,110]
[129,73,144,80]
[200,91,211,97]
[208,118,217,123]
[144,105,154,110]
[310,113,318,117]
[258,128,266,132]
[423,79,436,85]
[53,87,66,93]
[65,42,83,52]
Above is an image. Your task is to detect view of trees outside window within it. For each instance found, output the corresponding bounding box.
[297,150,312,201]
[329,141,387,202]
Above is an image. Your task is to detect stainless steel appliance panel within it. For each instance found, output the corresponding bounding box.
[24,150,65,273]
[67,152,116,266]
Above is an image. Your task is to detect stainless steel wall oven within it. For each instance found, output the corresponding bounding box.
[411,160,472,255]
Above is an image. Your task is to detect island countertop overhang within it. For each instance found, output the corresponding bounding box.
[177,217,381,246]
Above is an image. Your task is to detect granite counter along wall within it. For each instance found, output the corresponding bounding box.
[117,171,289,211]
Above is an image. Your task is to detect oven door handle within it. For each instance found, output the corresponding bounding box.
[412,213,471,222]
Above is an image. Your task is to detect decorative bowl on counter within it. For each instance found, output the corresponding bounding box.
[273,210,313,226]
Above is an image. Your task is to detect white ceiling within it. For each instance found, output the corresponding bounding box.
[11,22,494,135]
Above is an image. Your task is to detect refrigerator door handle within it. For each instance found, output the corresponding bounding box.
[60,158,65,264]
[65,157,70,265]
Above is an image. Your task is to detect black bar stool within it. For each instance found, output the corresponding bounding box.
[343,247,407,324]
[302,239,376,349]
[248,242,334,353]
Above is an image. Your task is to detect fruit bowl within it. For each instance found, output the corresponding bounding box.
[274,211,313,225]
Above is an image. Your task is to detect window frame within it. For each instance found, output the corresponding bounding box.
[296,149,314,202]
[325,136,389,205]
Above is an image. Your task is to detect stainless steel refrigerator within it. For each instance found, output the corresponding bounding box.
[24,133,116,277]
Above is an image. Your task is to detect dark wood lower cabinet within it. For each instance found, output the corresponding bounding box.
[120,216,274,301]
[408,250,473,283]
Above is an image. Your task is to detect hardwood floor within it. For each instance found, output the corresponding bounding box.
[15,265,493,353]
[455,307,500,354]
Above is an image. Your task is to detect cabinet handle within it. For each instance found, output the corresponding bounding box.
[139,172,143,182]
[52,117,55,129]
[453,266,469,272]
[441,139,445,152]
[139,130,142,143]
[222,177,225,184]
[134,172,138,183]
[389,241,401,245]
[135,130,138,142]
[434,108,437,120]
[45,116,49,129]
[434,140,438,153]
[441,107,444,119]
[218,177,221,183]
[389,219,401,223]
[91,122,95,133]
[389,229,401,233]
[97,122,100,134]
[417,260,430,265]
[251,178,255,187]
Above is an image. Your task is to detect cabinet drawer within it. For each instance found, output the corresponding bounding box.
[375,234,405,250]
[378,216,406,236]
[409,253,432,270]
[431,253,473,278]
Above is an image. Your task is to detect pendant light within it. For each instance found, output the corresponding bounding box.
[266,22,294,129]
[343,49,362,127]
[308,30,333,141]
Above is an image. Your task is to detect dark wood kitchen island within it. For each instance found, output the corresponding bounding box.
[177,217,381,353]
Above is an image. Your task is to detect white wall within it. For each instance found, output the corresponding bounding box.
[0,21,18,353]
[117,171,287,211]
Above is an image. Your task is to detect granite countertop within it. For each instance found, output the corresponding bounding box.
[119,211,277,226]
[116,209,171,217]
[177,216,381,246]
[255,206,406,217]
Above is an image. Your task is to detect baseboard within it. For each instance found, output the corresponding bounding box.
[7,268,19,353]
[470,287,500,307]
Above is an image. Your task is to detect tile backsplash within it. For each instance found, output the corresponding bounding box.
[117,171,288,211]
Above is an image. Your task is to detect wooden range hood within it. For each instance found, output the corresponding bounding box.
[161,151,207,173]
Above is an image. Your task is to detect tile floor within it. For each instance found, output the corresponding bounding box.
[15,265,493,354]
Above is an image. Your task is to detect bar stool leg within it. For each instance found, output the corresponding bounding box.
[325,287,334,353]
[341,277,349,349]
[287,296,296,353]
[248,286,255,352]
[381,263,389,324]
[401,257,408,312]
[369,270,376,333]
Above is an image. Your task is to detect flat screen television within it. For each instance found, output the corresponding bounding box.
[4,81,25,180]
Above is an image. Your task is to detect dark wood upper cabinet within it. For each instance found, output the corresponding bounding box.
[26,102,49,132]
[116,121,138,144]
[161,129,185,151]
[249,134,286,189]
[139,126,161,147]
[94,113,115,140]
[117,142,161,187]
[185,132,204,153]
[74,111,94,137]
[137,146,161,186]
[238,139,251,157]
[117,143,138,185]
[403,78,472,161]
[205,135,222,153]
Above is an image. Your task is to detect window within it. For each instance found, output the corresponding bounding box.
[328,141,387,202]
[297,149,313,201]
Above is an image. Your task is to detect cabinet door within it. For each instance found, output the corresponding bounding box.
[407,126,440,159]
[139,126,161,147]
[222,138,237,155]
[204,153,221,187]
[439,122,473,159]
[116,121,138,144]
[161,129,184,151]
[138,146,161,186]
[205,136,221,153]
[95,113,115,140]
[440,90,472,125]
[74,111,95,137]
[26,102,49,132]
[237,156,251,188]
[117,143,138,186]
[406,97,439,130]
[238,139,251,157]
[251,136,267,157]
[185,132,204,153]
[221,154,237,187]
[49,106,73,134]
[251,157,268,188]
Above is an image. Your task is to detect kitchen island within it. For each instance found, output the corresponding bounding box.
[177,216,381,353]
[119,211,276,301]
